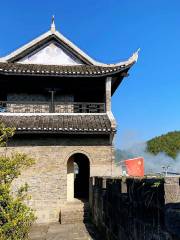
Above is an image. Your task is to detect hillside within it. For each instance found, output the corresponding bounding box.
[147,131,180,159]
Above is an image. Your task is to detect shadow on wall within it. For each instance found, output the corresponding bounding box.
[165,203,180,239]
[8,135,110,147]
[81,200,103,240]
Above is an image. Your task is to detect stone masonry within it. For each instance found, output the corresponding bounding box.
[0,138,114,223]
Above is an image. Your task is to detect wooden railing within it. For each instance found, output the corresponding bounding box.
[0,101,105,113]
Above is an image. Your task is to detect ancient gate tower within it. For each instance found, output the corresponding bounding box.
[0,19,138,223]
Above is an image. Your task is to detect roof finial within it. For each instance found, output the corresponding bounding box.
[128,48,140,63]
[51,15,56,33]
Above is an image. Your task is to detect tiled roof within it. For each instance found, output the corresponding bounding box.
[0,114,114,134]
[0,62,132,78]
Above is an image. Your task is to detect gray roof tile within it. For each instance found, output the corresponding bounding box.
[0,62,132,78]
[0,114,114,134]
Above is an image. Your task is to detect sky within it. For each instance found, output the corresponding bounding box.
[0,0,179,149]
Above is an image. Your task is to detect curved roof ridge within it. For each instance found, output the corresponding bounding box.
[0,29,97,65]
[0,26,140,66]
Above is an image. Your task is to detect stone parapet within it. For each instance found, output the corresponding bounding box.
[90,176,180,240]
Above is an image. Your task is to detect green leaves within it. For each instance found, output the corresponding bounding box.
[0,153,35,184]
[0,124,36,240]
[0,123,15,147]
[0,188,36,240]
[147,131,180,159]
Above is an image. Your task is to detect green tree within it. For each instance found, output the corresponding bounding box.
[0,123,36,240]
[147,131,180,159]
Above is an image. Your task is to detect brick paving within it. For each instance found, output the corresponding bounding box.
[29,222,102,240]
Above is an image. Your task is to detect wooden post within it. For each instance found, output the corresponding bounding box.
[49,90,56,113]
[106,77,112,112]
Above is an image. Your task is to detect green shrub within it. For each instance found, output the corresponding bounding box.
[0,124,36,240]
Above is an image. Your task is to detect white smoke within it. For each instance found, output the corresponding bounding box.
[120,142,180,174]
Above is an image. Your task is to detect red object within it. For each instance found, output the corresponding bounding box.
[125,157,144,177]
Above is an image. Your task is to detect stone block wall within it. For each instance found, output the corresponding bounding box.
[89,176,180,240]
[0,138,114,223]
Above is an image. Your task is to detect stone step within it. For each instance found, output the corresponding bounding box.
[60,200,90,224]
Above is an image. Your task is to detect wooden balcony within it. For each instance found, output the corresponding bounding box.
[0,101,105,113]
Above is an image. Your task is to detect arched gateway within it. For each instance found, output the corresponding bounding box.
[67,153,90,201]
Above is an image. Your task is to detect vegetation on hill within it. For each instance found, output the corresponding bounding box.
[147,131,180,159]
[0,124,36,240]
[115,131,180,162]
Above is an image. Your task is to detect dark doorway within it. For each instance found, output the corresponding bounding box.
[73,153,90,199]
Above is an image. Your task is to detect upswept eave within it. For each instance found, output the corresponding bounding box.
[0,61,134,78]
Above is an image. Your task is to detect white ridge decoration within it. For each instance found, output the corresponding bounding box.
[51,15,56,33]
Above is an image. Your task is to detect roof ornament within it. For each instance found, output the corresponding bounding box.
[51,15,56,33]
[128,48,140,63]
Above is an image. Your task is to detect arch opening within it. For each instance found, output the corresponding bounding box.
[67,153,90,201]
